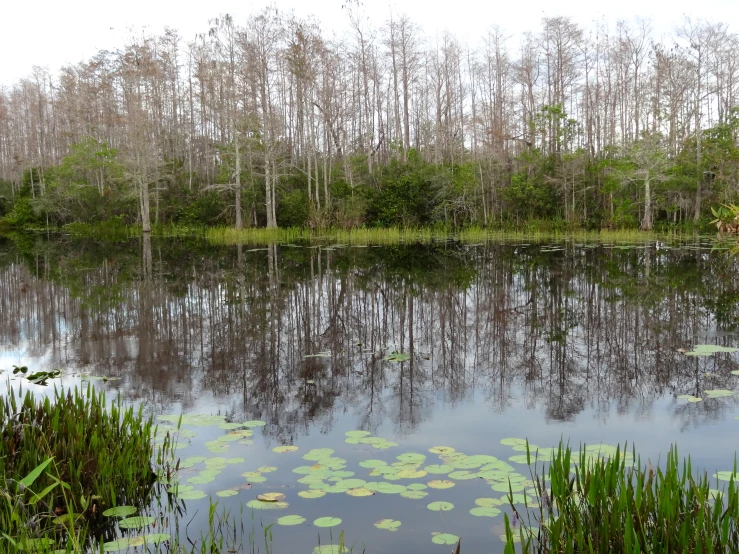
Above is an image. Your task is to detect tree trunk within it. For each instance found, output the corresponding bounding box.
[642,175,652,231]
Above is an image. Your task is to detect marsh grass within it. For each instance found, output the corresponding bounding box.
[0,384,170,550]
[205,226,693,246]
[506,442,739,553]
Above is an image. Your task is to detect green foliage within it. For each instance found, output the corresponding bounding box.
[277,189,309,227]
[0,385,166,538]
[507,442,739,553]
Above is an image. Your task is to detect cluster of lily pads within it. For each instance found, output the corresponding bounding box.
[147,412,656,551]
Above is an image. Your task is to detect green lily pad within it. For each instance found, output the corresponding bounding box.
[400,489,428,499]
[367,482,407,494]
[375,519,402,531]
[257,466,277,473]
[303,448,335,461]
[431,533,459,545]
[428,480,455,489]
[218,422,246,430]
[448,470,478,480]
[475,497,505,507]
[714,471,739,481]
[187,473,218,485]
[103,537,145,551]
[299,490,326,499]
[705,389,735,398]
[273,446,299,453]
[359,459,388,469]
[246,500,289,510]
[314,516,342,528]
[346,487,375,496]
[277,515,306,526]
[429,446,455,454]
[425,464,454,474]
[216,489,239,497]
[103,506,136,518]
[427,501,454,511]
[118,516,155,529]
[397,453,426,463]
[142,534,171,544]
[408,483,428,491]
[492,481,526,492]
[470,506,501,517]
[385,351,410,362]
[345,430,372,438]
[500,438,527,446]
[243,420,267,427]
[312,545,347,554]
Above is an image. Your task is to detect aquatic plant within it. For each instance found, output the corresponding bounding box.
[0,384,168,546]
[505,442,739,553]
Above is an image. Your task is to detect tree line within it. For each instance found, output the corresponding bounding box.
[1,9,738,231]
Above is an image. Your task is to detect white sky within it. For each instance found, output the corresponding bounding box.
[2,0,738,86]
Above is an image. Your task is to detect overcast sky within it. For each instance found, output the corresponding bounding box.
[2,0,738,86]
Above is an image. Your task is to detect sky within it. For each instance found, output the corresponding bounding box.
[2,0,738,86]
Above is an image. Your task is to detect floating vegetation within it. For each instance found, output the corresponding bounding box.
[117,516,155,530]
[299,490,326,499]
[704,389,735,398]
[102,506,136,518]
[246,499,289,510]
[375,519,402,531]
[427,501,455,511]
[385,351,410,362]
[273,445,299,453]
[428,480,455,489]
[431,532,460,545]
[314,516,343,528]
[277,515,306,526]
[684,344,739,356]
[677,394,703,402]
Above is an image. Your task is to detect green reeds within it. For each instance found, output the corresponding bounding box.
[507,443,739,553]
[0,384,168,544]
[205,226,691,246]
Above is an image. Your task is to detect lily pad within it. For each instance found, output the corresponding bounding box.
[303,448,335,461]
[428,480,455,489]
[375,519,402,531]
[243,420,267,427]
[470,506,501,517]
[501,438,527,446]
[103,506,136,518]
[246,500,289,510]
[475,497,505,507]
[257,492,286,502]
[398,469,427,479]
[359,459,387,469]
[142,534,171,544]
[397,453,427,463]
[427,501,454,511]
[103,537,145,551]
[425,464,454,474]
[312,546,347,554]
[714,471,739,481]
[400,489,428,499]
[705,389,735,398]
[277,515,306,526]
[431,533,459,545]
[216,489,239,497]
[346,487,375,497]
[273,446,299,453]
[118,516,155,529]
[257,466,278,473]
[345,430,372,438]
[429,446,455,454]
[314,516,342,528]
[299,490,326,499]
[385,351,410,362]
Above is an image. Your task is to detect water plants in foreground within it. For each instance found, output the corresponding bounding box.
[0,384,171,550]
[505,442,739,553]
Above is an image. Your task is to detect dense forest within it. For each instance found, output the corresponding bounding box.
[1,9,738,231]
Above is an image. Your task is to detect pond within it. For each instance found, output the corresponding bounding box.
[2,235,739,553]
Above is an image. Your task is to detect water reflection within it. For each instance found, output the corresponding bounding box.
[1,236,739,440]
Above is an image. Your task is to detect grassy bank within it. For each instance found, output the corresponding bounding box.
[204,226,699,246]
[506,443,739,553]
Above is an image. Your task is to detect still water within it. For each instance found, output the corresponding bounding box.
[2,235,739,553]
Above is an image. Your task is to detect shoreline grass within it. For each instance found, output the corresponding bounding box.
[507,442,739,553]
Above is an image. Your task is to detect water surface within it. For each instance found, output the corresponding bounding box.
[2,236,739,553]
